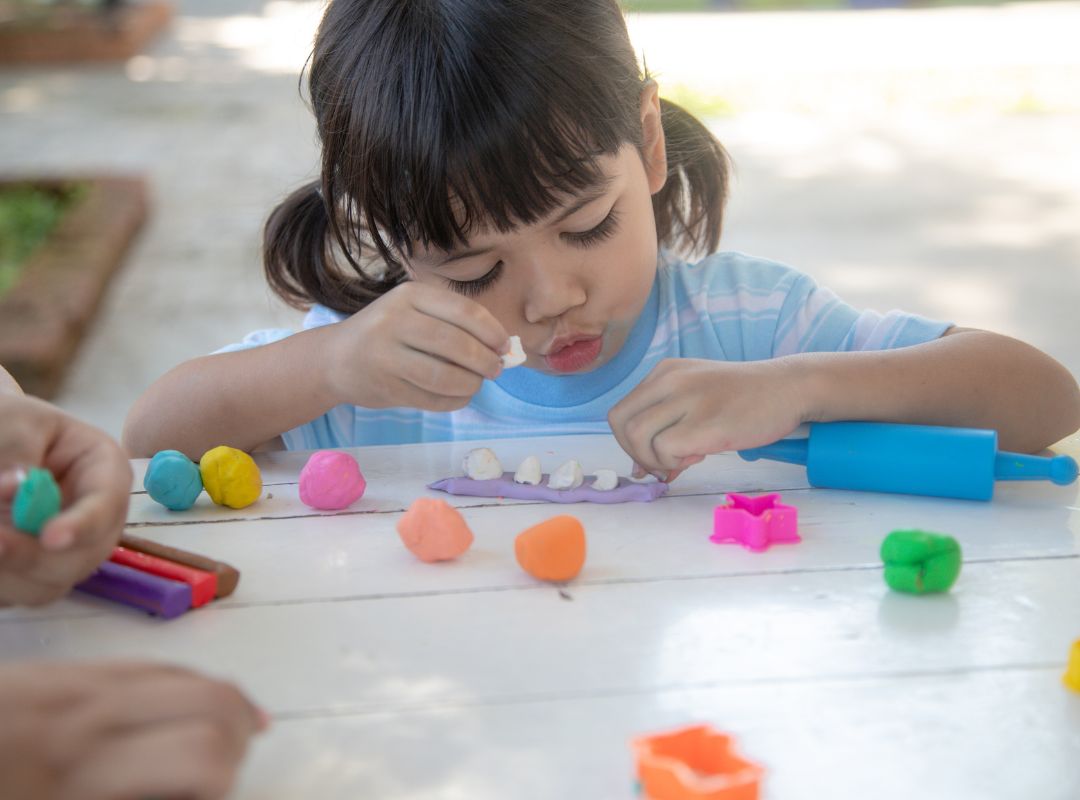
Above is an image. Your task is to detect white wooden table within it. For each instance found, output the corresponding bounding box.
[2,434,1079,799]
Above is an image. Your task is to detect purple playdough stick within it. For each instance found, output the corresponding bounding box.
[75,561,193,619]
[428,472,668,504]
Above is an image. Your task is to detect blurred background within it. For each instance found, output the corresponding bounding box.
[1,0,1078,441]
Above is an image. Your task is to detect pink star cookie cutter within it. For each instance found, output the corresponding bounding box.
[711,493,799,552]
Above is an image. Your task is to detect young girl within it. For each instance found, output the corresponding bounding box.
[124,0,1080,480]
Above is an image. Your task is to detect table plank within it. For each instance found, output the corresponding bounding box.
[5,483,1077,623]
[2,559,1076,718]
[125,437,813,524]
[234,669,1080,800]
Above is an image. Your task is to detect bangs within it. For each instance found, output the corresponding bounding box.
[312,0,643,267]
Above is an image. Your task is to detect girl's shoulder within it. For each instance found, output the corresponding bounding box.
[660,250,814,297]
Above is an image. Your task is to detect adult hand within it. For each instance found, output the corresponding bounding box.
[0,394,132,606]
[608,358,808,481]
[327,281,510,412]
[0,661,266,800]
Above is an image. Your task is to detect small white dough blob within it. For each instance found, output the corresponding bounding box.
[547,459,584,490]
[590,469,619,492]
[500,335,526,368]
[462,448,503,480]
[514,455,542,485]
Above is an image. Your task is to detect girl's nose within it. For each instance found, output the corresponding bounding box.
[522,261,587,324]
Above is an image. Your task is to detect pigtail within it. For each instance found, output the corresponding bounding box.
[262,181,404,313]
[652,98,731,257]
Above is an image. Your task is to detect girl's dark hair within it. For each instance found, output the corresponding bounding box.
[265,0,730,313]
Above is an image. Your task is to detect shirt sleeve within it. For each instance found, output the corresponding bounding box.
[770,270,952,358]
[213,328,295,354]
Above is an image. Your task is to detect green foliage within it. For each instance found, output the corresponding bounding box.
[0,184,81,299]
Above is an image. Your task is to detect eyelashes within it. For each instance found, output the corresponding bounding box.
[563,206,620,247]
[443,206,620,297]
[444,261,504,297]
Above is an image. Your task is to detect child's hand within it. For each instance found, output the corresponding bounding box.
[0,395,132,607]
[608,358,808,481]
[327,282,509,411]
[0,661,266,800]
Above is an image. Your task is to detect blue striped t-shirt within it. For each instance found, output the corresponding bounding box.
[218,251,951,448]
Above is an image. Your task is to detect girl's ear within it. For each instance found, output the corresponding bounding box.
[639,80,668,195]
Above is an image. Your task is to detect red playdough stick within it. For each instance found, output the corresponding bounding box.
[119,534,240,598]
[110,547,217,607]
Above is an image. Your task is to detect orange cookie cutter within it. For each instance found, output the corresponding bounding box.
[632,724,763,800]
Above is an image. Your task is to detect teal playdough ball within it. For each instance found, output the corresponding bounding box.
[144,450,204,511]
[12,467,62,536]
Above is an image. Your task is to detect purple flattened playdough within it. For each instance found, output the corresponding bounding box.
[75,561,193,619]
[428,472,668,504]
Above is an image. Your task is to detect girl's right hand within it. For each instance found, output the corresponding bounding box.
[327,281,510,411]
[0,661,267,800]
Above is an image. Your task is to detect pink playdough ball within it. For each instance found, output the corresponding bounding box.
[299,451,366,510]
[396,498,474,563]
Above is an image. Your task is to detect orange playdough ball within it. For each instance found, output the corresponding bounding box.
[514,515,587,582]
[396,498,475,562]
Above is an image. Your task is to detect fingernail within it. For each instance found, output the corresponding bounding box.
[631,463,645,479]
[42,527,74,551]
[0,468,24,493]
[499,338,511,355]
[257,707,273,731]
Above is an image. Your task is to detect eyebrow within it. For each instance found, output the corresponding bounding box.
[420,178,614,267]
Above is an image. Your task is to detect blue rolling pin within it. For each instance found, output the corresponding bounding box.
[738,421,1078,501]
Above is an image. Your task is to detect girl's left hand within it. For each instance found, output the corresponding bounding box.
[608,358,809,482]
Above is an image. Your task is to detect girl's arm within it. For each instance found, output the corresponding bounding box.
[794,327,1080,453]
[609,327,1080,478]
[123,325,342,459]
[123,282,509,459]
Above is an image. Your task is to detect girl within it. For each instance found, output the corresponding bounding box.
[124,0,1080,480]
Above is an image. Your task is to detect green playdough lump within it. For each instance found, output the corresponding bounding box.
[881,529,962,594]
[11,468,62,536]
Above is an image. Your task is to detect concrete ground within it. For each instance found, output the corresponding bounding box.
[1,0,1078,440]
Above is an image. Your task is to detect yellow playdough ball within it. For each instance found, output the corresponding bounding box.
[199,446,262,509]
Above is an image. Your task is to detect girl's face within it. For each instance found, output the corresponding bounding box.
[405,85,668,376]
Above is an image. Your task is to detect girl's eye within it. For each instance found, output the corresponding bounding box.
[564,207,620,248]
[444,261,504,297]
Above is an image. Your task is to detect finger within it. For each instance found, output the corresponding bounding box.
[67,672,263,759]
[663,455,706,483]
[8,542,109,594]
[608,380,673,465]
[621,403,687,476]
[0,527,45,571]
[39,433,131,553]
[0,467,22,502]
[65,717,254,800]
[0,570,71,607]
[0,401,53,474]
[397,349,486,400]
[400,314,504,380]
[39,488,125,556]
[410,284,510,355]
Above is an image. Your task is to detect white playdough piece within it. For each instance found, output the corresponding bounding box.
[462,448,503,480]
[514,455,542,485]
[590,469,619,492]
[547,459,584,490]
[501,335,526,368]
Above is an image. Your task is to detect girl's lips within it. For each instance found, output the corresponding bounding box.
[544,336,603,373]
